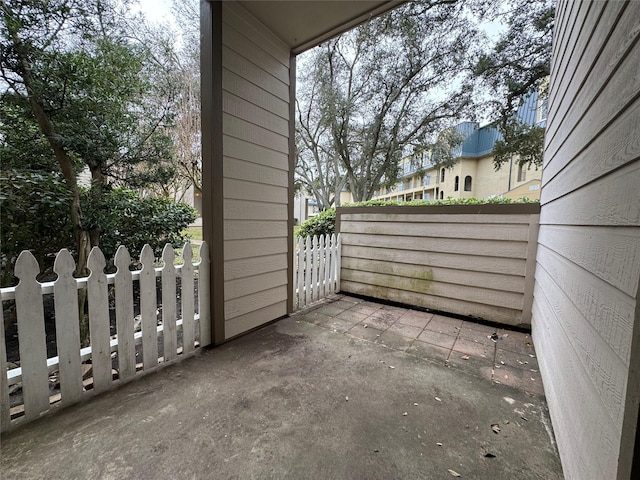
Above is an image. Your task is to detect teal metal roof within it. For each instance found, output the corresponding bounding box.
[455,91,544,158]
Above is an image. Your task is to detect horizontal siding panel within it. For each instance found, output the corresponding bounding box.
[225,285,287,320]
[224,178,288,204]
[223,113,288,154]
[538,225,640,296]
[225,269,287,301]
[532,290,619,480]
[223,69,288,119]
[341,257,525,293]
[224,220,288,240]
[340,213,532,224]
[223,91,288,136]
[225,238,288,260]
[224,157,288,187]
[222,46,289,101]
[546,0,593,123]
[539,160,640,225]
[546,1,634,157]
[546,23,640,169]
[542,98,640,202]
[342,280,522,325]
[534,268,629,431]
[225,301,287,339]
[340,221,530,241]
[224,199,288,221]
[225,253,287,281]
[222,2,289,66]
[341,233,528,259]
[536,245,635,362]
[224,136,288,171]
[341,269,523,310]
[341,245,526,276]
[223,23,289,84]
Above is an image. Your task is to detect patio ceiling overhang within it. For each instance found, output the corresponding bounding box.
[236,0,405,54]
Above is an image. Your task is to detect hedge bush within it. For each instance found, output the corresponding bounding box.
[297,208,335,238]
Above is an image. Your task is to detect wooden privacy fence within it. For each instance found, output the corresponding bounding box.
[336,204,540,327]
[293,234,341,310]
[0,242,210,432]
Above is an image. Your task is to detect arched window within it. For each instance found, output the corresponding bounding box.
[441,168,445,182]
[454,176,459,191]
[464,175,472,191]
[440,191,444,199]
[517,164,526,182]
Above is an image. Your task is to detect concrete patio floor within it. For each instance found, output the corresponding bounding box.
[1,294,563,479]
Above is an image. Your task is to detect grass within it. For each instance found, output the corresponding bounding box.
[183,226,203,241]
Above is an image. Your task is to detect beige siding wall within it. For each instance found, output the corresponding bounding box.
[222,3,290,339]
[532,1,640,479]
[337,205,540,327]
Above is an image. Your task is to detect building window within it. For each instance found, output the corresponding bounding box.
[440,191,444,199]
[517,164,526,182]
[464,175,472,191]
[441,168,445,182]
[423,174,431,186]
[454,176,459,191]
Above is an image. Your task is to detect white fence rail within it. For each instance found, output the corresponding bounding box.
[293,234,341,310]
[0,242,210,432]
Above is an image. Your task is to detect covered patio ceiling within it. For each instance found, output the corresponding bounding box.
[237,0,405,53]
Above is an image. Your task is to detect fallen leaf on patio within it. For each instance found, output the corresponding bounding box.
[374,449,380,453]
[448,469,462,477]
[345,396,349,401]
[483,452,496,458]
[436,442,443,446]
[435,396,442,402]
[529,354,536,358]
[461,355,470,360]
[364,324,368,328]
[491,424,501,434]
[503,333,509,338]
[413,402,419,406]
[500,361,505,365]
[389,365,395,369]
[503,397,515,405]
[403,412,408,416]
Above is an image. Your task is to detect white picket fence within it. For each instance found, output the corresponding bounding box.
[0,242,210,432]
[293,234,341,310]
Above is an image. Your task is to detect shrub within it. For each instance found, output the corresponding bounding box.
[297,208,335,238]
[345,197,539,207]
[0,171,74,285]
[82,187,197,261]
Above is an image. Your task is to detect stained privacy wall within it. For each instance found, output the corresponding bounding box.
[531,1,640,479]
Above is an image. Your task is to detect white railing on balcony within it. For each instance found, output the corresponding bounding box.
[293,234,341,310]
[0,242,210,432]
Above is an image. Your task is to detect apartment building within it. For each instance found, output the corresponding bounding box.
[373,93,546,202]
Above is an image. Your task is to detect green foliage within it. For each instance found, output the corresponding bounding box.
[346,197,539,207]
[297,209,336,238]
[472,0,554,169]
[81,188,197,261]
[0,171,74,285]
[492,121,546,170]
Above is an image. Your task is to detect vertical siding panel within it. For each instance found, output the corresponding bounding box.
[53,250,83,406]
[14,252,49,419]
[87,248,112,393]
